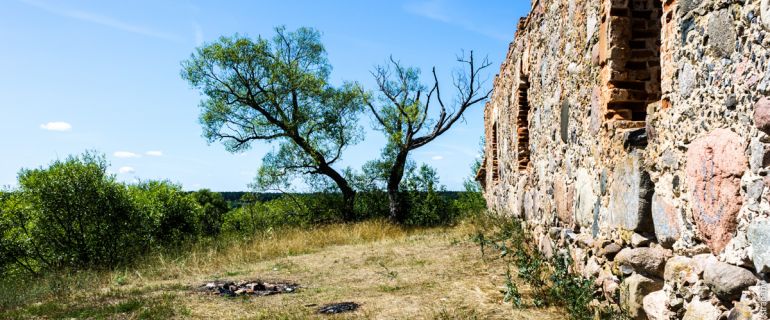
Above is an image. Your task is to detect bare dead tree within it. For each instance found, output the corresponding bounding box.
[364,51,492,222]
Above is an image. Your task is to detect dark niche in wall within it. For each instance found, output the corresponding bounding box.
[560,101,570,144]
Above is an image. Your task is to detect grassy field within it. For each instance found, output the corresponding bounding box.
[0,219,565,319]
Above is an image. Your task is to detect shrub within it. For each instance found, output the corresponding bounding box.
[453,178,486,218]
[4,152,148,271]
[346,163,390,220]
[453,151,486,217]
[354,189,389,220]
[224,193,342,234]
[192,189,229,236]
[473,213,625,319]
[0,191,22,274]
[222,195,269,234]
[402,164,457,226]
[130,181,201,246]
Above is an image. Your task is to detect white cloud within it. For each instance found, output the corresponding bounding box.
[20,0,180,42]
[432,155,445,161]
[40,121,72,131]
[118,166,135,174]
[114,151,141,158]
[145,150,163,157]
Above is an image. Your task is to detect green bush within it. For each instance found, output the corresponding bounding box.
[354,189,389,220]
[224,193,344,234]
[0,191,20,274]
[130,181,201,246]
[3,153,148,271]
[402,164,457,226]
[192,189,229,236]
[346,163,390,220]
[472,213,625,319]
[222,193,261,234]
[453,151,486,217]
[453,177,486,218]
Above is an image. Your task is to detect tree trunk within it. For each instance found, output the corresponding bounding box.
[317,164,357,221]
[341,188,356,222]
[387,150,410,223]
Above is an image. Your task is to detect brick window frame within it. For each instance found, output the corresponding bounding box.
[516,78,531,171]
[599,0,662,127]
[491,122,500,182]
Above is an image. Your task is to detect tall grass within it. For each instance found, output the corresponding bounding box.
[135,219,412,279]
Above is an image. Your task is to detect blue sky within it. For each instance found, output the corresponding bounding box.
[0,0,529,191]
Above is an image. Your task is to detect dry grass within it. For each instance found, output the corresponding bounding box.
[1,219,566,319]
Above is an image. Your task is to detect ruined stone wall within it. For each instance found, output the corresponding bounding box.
[479,0,770,318]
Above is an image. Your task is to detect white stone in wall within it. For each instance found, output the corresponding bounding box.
[608,151,654,233]
[748,220,770,273]
[575,168,598,231]
[762,0,770,30]
[683,298,721,320]
[586,10,597,43]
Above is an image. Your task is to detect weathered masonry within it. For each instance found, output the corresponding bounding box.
[478,0,770,317]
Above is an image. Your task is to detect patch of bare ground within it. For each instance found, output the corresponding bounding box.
[1,220,565,319]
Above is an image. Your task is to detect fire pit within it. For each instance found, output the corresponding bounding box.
[197,280,299,297]
[317,302,360,314]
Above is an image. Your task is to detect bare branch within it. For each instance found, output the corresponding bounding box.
[409,51,493,150]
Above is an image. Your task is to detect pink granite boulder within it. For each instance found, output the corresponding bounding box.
[685,129,747,254]
[554,179,575,227]
[754,97,770,135]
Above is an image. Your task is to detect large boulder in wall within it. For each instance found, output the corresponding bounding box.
[609,150,654,233]
[685,128,747,254]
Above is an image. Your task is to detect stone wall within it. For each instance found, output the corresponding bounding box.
[478,0,770,318]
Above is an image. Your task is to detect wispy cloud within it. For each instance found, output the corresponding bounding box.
[434,143,479,158]
[145,150,163,157]
[193,23,204,46]
[20,0,181,42]
[118,166,135,174]
[240,170,255,177]
[431,155,444,161]
[404,0,451,23]
[40,121,72,131]
[404,0,509,41]
[114,151,141,158]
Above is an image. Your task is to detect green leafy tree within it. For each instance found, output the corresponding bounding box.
[364,53,492,222]
[181,26,364,220]
[192,189,229,236]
